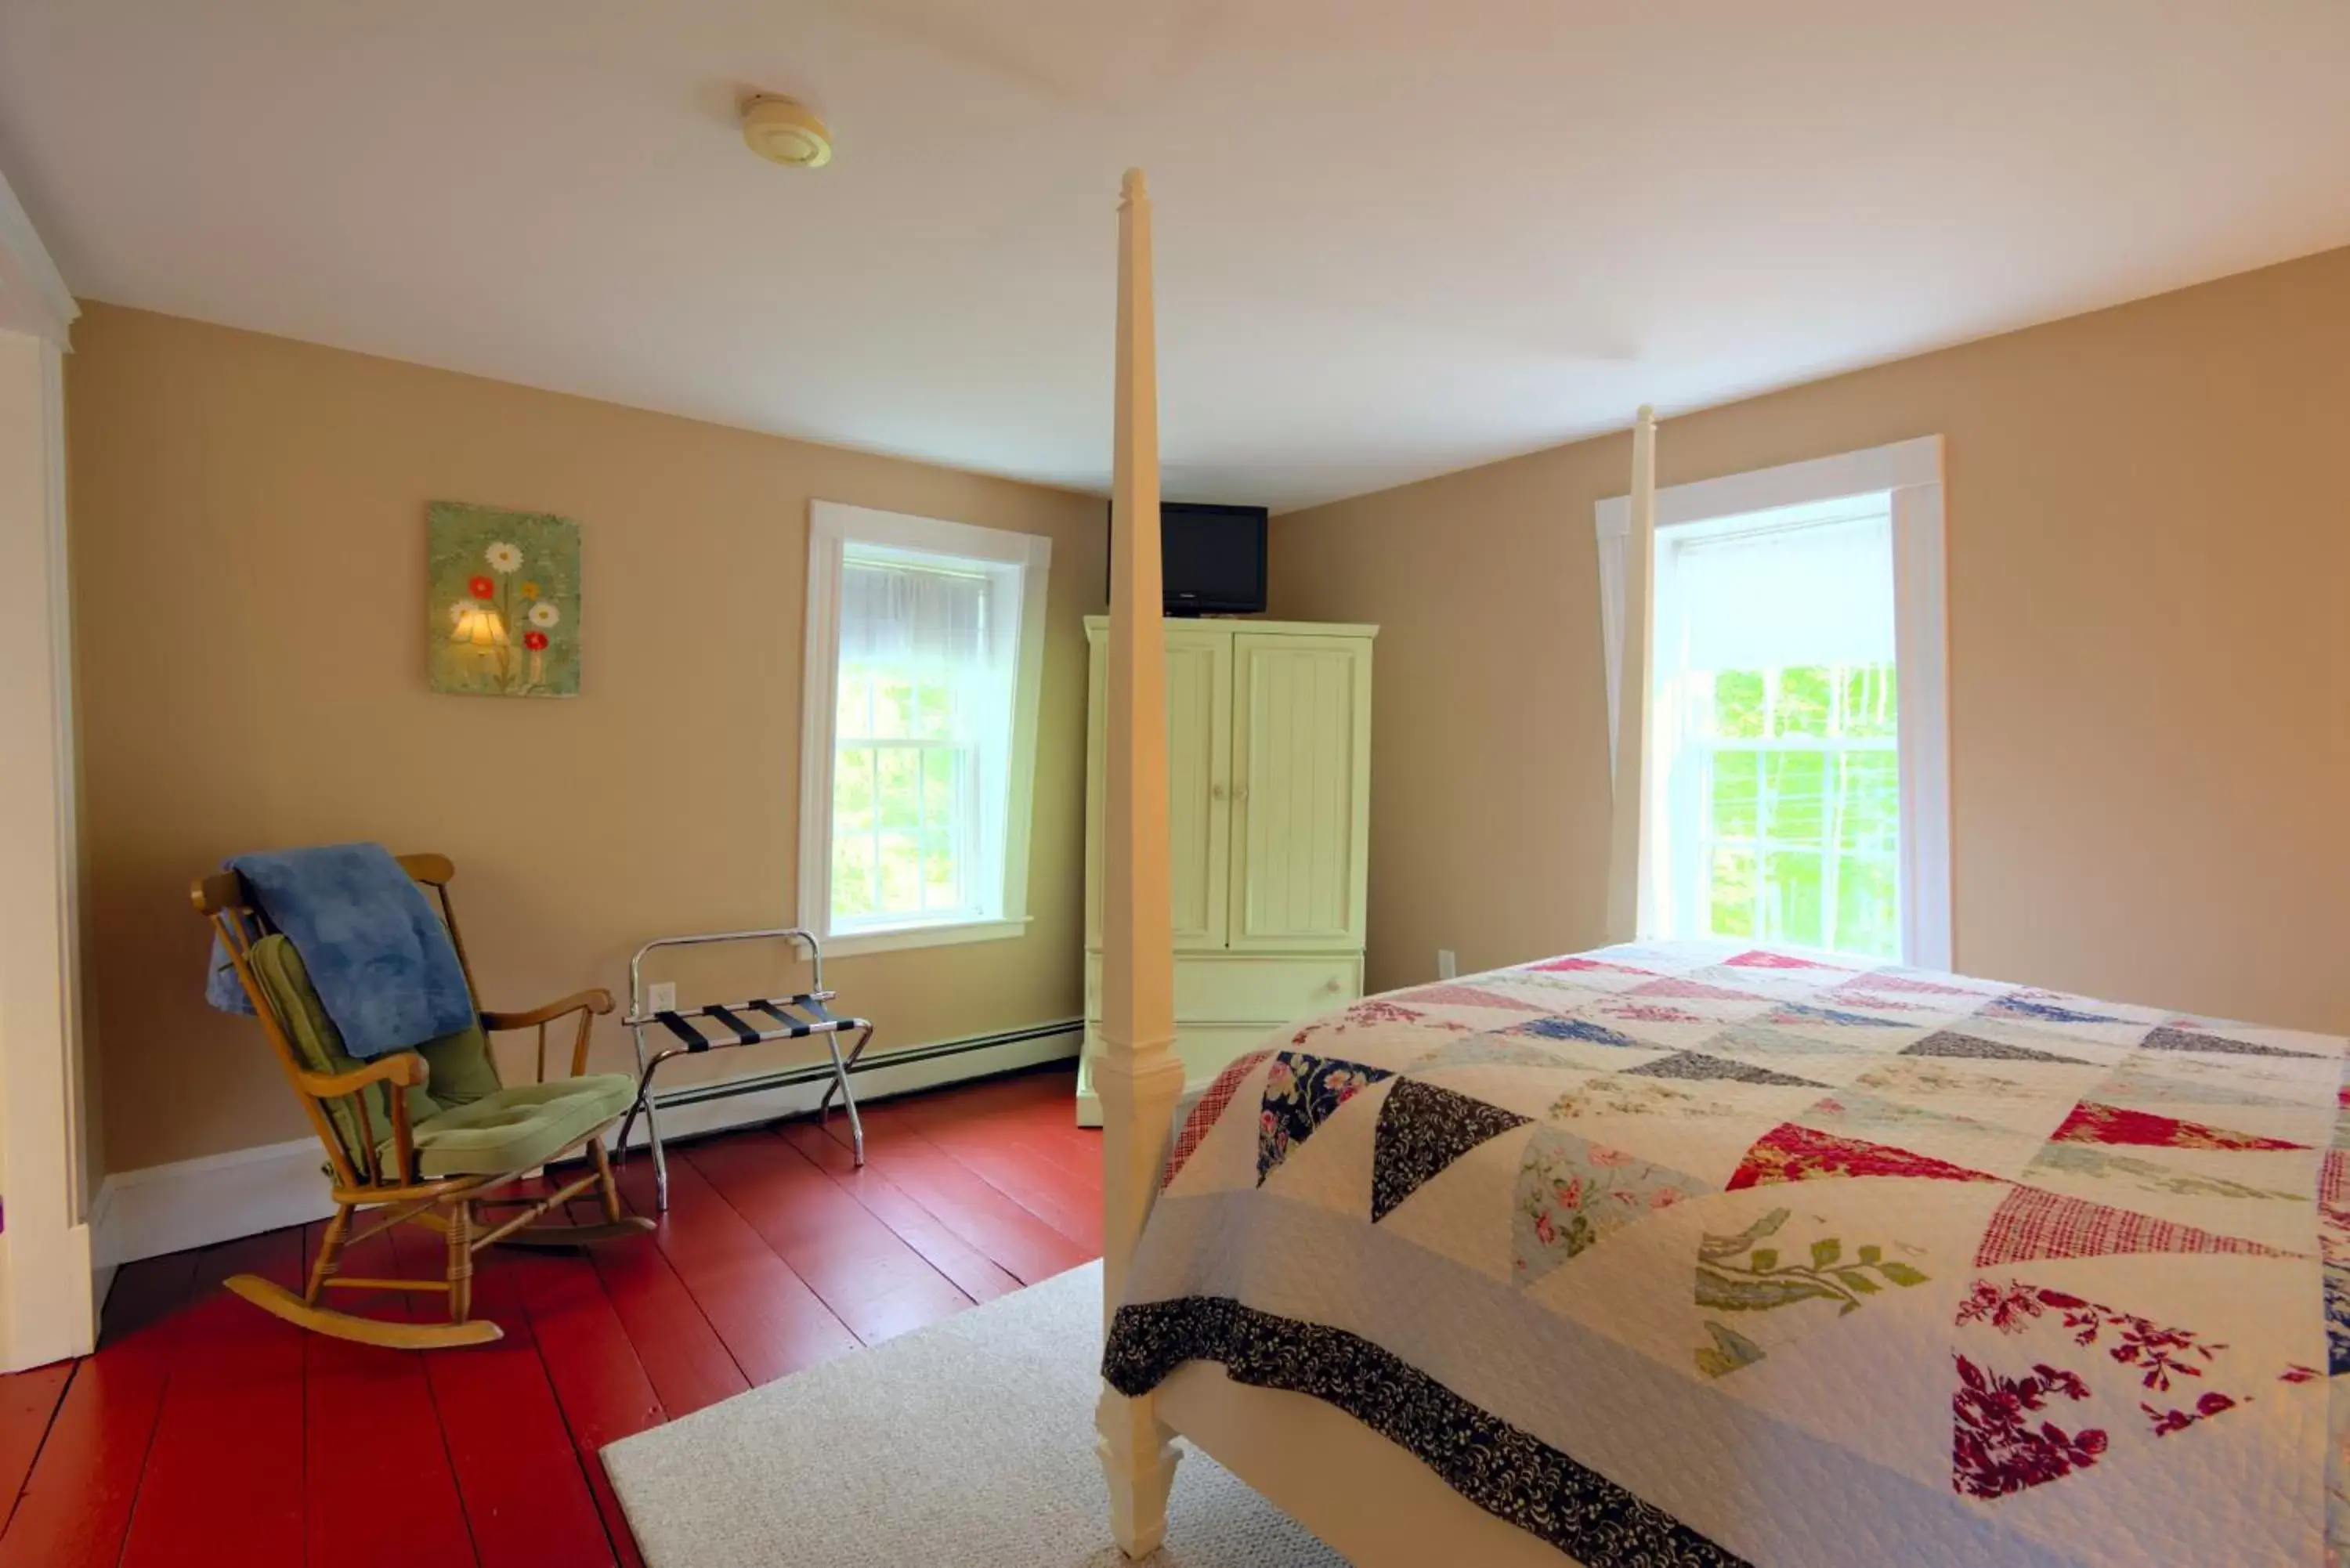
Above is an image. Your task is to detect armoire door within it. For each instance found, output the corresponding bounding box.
[1162,627,1233,948]
[1084,626,1231,951]
[1227,633,1372,952]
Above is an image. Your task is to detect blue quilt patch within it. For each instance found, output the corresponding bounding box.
[1979,994,2123,1028]
[2327,1263,2350,1378]
[1258,1051,1395,1184]
[1509,1015,1640,1048]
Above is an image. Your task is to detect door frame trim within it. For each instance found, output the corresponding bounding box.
[0,165,92,1371]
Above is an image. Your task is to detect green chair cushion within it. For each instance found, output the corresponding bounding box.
[381,1075,637,1180]
[244,933,501,1170]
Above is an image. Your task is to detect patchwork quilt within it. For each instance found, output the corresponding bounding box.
[1101,941,2348,1566]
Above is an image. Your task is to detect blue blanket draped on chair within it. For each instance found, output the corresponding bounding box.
[204,842,477,1059]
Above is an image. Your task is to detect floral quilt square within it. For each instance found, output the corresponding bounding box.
[1257,1050,1394,1183]
[1513,1123,1709,1285]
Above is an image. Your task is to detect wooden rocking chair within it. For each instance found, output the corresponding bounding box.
[194,852,652,1349]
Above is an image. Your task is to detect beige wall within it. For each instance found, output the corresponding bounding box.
[67,304,1104,1174]
[1272,245,2350,1035]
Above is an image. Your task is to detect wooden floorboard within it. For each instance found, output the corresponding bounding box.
[681,1134,975,1346]
[501,1245,666,1568]
[585,1213,750,1421]
[774,1123,1022,1306]
[385,1223,618,1568]
[884,1086,1104,1259]
[118,1230,308,1568]
[0,1360,70,1539]
[609,1156,862,1385]
[0,1065,1098,1568]
[302,1222,478,1568]
[0,1252,197,1567]
[890,1107,1104,1252]
[812,1111,1094,1284]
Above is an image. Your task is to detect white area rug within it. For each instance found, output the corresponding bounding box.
[602,1261,1347,1567]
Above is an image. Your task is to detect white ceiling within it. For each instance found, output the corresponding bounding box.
[4,2,2347,511]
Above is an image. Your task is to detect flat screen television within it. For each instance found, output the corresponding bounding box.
[1109,501,1269,616]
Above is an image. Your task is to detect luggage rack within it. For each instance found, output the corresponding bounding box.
[616,927,873,1212]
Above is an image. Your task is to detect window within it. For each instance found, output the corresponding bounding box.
[1597,437,1948,967]
[1656,499,1901,956]
[800,502,1051,955]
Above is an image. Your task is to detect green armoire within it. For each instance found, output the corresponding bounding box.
[1076,617,1377,1122]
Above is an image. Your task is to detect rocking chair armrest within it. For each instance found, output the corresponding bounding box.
[479,988,615,1033]
[483,988,613,1082]
[295,1053,425,1186]
[295,1051,431,1100]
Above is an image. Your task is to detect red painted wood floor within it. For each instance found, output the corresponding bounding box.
[0,1064,1103,1567]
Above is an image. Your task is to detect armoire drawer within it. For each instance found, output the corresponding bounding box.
[1085,952,1361,1025]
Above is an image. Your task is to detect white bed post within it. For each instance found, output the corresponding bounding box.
[1603,405,1658,944]
[1095,167,1185,1559]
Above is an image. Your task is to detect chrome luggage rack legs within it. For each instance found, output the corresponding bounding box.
[616,927,873,1212]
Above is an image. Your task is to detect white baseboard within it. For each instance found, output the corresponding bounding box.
[92,1020,1082,1270]
[89,1258,118,1324]
[93,1135,338,1270]
[86,1177,119,1321]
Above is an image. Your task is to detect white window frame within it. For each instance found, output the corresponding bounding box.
[1595,435,1950,970]
[799,500,1052,957]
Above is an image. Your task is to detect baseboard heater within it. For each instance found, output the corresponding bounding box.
[638,1017,1083,1115]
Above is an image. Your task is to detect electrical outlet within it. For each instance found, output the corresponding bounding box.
[1436,949,1458,981]
[648,981,678,1013]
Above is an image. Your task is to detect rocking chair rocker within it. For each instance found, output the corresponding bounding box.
[194,852,652,1349]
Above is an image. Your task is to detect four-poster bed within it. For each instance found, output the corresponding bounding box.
[1091,170,2340,1566]
[1090,164,1662,1567]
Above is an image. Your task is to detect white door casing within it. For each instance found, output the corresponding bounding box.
[0,164,94,1370]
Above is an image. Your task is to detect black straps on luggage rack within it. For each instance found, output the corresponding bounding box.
[700,1005,762,1046]
[644,992,848,1051]
[653,1011,712,1050]
[750,997,837,1037]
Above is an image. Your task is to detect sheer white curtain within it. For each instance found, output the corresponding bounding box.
[1649,501,1900,953]
[1660,511,1896,673]
[833,551,1006,929]
[839,558,989,668]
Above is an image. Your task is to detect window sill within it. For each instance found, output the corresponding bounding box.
[815,916,1032,959]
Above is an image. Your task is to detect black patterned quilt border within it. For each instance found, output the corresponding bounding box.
[1103,1295,1748,1568]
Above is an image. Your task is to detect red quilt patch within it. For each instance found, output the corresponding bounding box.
[1164,1049,1273,1188]
[1524,956,1655,976]
[2048,1101,2305,1152]
[1850,970,1986,997]
[2324,1149,2350,1209]
[1626,976,1767,1002]
[1975,1185,2295,1267]
[1726,1122,2001,1190]
[1394,984,1543,1010]
[1951,1278,2245,1500]
[1725,949,1855,970]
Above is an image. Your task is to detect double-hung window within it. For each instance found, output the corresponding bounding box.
[800,502,1051,955]
[1655,499,1901,956]
[1598,437,1949,967]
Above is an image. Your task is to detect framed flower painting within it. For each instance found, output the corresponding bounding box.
[427,500,581,697]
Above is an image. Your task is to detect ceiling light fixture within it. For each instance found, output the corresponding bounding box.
[741,95,833,168]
